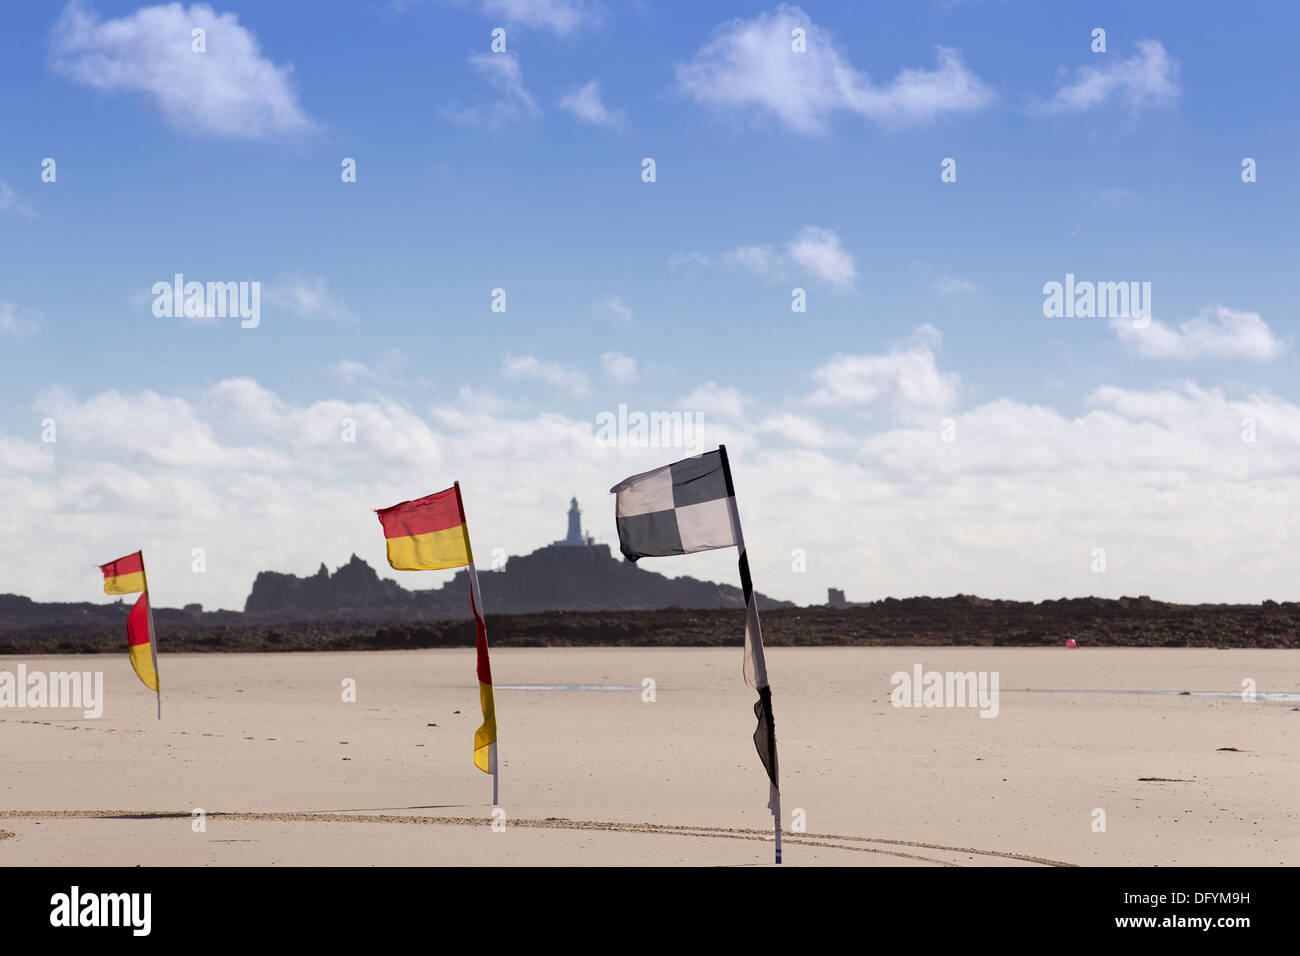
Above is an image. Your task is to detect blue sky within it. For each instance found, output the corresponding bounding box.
[2,1,1297,609]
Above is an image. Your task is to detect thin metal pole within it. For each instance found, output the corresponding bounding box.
[466,561,498,806]
[718,445,782,864]
[458,482,499,807]
[774,797,783,864]
[143,556,161,720]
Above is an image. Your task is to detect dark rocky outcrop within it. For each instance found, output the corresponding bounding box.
[242,544,789,618]
[245,554,414,615]
[2,594,1299,654]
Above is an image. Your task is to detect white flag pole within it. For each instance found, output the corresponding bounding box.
[717,445,782,864]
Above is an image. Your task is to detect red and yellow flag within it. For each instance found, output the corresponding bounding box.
[375,488,472,570]
[377,485,497,775]
[99,551,160,693]
[101,551,146,595]
[125,592,160,692]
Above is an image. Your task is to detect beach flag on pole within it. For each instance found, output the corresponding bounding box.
[376,484,499,803]
[610,445,782,862]
[99,551,161,718]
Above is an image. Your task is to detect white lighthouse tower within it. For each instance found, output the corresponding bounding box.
[554,497,592,547]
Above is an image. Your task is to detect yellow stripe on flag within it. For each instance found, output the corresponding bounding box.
[104,571,146,595]
[474,681,497,774]
[385,525,472,571]
[129,642,159,692]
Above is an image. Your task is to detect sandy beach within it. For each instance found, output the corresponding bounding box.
[2,647,1296,866]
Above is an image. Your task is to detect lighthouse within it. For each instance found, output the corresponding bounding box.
[554,497,592,547]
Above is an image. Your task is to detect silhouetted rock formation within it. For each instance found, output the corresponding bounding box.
[245,554,410,614]
[243,544,790,618]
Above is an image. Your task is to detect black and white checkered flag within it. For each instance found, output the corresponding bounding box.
[610,447,782,853]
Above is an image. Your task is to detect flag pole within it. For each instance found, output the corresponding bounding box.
[466,560,498,805]
[142,555,161,721]
[456,482,499,806]
[717,445,782,864]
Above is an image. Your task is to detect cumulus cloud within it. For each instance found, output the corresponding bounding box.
[675,5,992,134]
[9,362,1300,609]
[48,1,316,137]
[807,328,959,417]
[683,225,856,287]
[1111,307,1288,361]
[442,52,541,130]
[785,226,856,286]
[1039,40,1181,115]
[680,381,749,421]
[558,80,625,129]
[501,354,590,395]
[758,412,840,448]
[600,351,637,384]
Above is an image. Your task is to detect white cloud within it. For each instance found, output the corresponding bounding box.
[785,226,855,286]
[559,80,625,129]
[475,0,595,35]
[688,225,856,287]
[600,351,638,384]
[1111,307,1288,361]
[589,295,634,324]
[0,436,53,473]
[333,359,370,384]
[446,384,514,418]
[10,365,1300,609]
[0,302,44,336]
[675,5,992,134]
[1040,40,1181,115]
[758,412,840,448]
[266,274,353,321]
[680,381,749,421]
[0,181,35,218]
[442,52,541,130]
[723,245,782,278]
[807,331,960,417]
[934,275,978,295]
[502,354,590,395]
[49,1,315,138]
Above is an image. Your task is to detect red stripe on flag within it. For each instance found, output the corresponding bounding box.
[101,551,144,579]
[474,606,492,685]
[126,592,151,646]
[458,483,493,685]
[375,488,463,539]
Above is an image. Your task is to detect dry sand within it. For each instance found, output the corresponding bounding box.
[2,647,1296,866]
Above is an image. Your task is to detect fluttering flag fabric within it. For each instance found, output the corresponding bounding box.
[99,551,162,704]
[376,485,498,783]
[126,592,160,692]
[611,450,736,561]
[611,446,782,859]
[375,488,472,571]
[100,551,146,595]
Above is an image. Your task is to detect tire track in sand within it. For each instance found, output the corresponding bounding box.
[0,810,1075,866]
